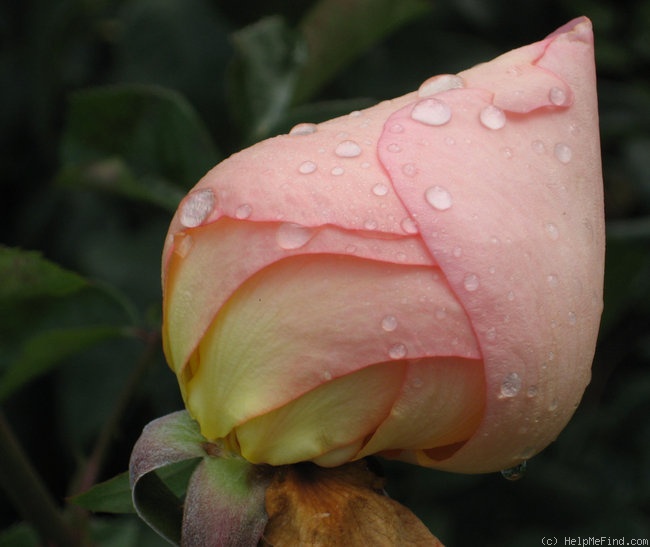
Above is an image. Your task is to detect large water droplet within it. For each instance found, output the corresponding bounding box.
[500,372,522,398]
[276,223,315,250]
[388,343,407,359]
[234,203,252,219]
[298,160,317,174]
[381,315,398,332]
[400,217,419,234]
[410,98,452,126]
[425,186,453,211]
[554,142,572,164]
[501,461,527,481]
[549,86,567,106]
[417,74,465,97]
[463,273,480,292]
[372,183,389,196]
[289,122,317,136]
[479,105,506,130]
[335,140,362,158]
[179,189,215,228]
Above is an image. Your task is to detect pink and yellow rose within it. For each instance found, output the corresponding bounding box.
[161,17,604,474]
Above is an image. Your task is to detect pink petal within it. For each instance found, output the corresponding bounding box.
[377,17,604,472]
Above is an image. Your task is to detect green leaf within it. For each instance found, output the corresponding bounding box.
[0,325,133,403]
[0,246,87,301]
[71,460,199,515]
[59,84,220,206]
[295,0,431,102]
[228,16,307,143]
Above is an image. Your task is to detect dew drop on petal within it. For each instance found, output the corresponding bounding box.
[234,203,252,219]
[276,223,315,250]
[331,166,345,176]
[531,140,546,154]
[410,98,452,126]
[545,223,559,240]
[463,273,480,292]
[417,74,465,97]
[372,183,389,196]
[452,246,462,258]
[500,372,522,398]
[179,189,215,228]
[547,274,559,288]
[568,311,577,325]
[388,343,407,359]
[381,315,398,332]
[389,123,404,133]
[500,461,526,481]
[298,160,317,174]
[435,308,447,320]
[363,219,378,230]
[400,217,419,234]
[425,186,453,211]
[549,86,567,106]
[401,163,418,177]
[526,385,538,398]
[289,122,317,136]
[335,140,362,158]
[387,143,402,153]
[554,142,572,164]
[479,105,506,130]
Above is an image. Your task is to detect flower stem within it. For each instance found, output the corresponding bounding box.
[0,410,81,546]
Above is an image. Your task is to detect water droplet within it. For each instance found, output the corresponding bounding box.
[298,160,317,174]
[389,123,404,133]
[387,143,401,153]
[335,140,362,158]
[531,140,546,154]
[547,274,559,288]
[463,273,480,292]
[410,98,452,126]
[361,161,371,169]
[501,461,527,481]
[435,307,447,320]
[174,233,194,258]
[349,110,362,117]
[526,385,538,398]
[289,122,317,136]
[545,223,559,240]
[479,105,506,130]
[401,217,419,234]
[381,315,398,332]
[372,183,389,196]
[568,311,577,325]
[401,163,418,177]
[549,398,559,411]
[180,189,215,228]
[234,203,252,219]
[501,146,514,159]
[507,290,516,301]
[321,370,333,381]
[554,142,572,164]
[425,186,453,211]
[444,136,455,146]
[363,219,378,230]
[331,166,345,176]
[276,223,315,250]
[486,327,497,341]
[452,246,462,257]
[417,74,465,97]
[388,343,407,359]
[549,86,567,106]
[500,372,522,398]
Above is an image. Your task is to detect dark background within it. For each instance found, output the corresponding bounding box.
[1,0,649,545]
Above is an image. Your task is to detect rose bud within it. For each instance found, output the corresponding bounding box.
[162,17,604,474]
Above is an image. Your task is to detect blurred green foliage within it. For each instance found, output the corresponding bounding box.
[1,0,649,545]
